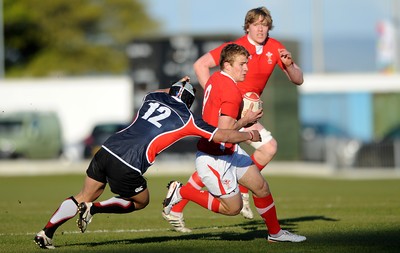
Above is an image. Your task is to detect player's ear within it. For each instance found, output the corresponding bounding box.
[223,61,231,71]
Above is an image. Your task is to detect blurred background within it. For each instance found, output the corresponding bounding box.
[0,0,399,171]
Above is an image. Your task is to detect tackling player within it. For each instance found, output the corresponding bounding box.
[33,76,261,249]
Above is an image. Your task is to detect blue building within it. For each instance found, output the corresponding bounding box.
[299,73,400,142]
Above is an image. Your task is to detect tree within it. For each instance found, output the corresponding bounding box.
[3,0,160,77]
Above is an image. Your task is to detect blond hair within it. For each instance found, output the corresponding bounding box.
[243,7,274,34]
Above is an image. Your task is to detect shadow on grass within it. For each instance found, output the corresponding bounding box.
[193,215,338,235]
[67,215,338,247]
[278,215,339,232]
[62,215,400,252]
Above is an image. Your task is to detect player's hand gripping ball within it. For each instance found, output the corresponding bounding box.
[241,92,263,118]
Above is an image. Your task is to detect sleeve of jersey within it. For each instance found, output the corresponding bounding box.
[220,100,240,119]
[192,117,218,141]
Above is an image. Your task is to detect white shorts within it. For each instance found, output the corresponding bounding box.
[195,145,253,198]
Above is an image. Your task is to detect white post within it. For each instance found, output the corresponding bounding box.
[312,0,324,73]
[393,0,400,72]
[394,140,400,169]
[0,0,4,78]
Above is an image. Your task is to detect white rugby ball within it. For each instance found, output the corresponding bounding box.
[241,92,262,118]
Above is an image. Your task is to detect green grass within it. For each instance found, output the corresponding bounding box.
[1,173,399,253]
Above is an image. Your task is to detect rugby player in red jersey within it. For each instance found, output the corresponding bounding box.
[163,44,306,242]
[165,6,304,226]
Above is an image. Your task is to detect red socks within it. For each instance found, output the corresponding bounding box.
[171,171,205,213]
[251,154,265,171]
[179,184,220,213]
[253,194,281,235]
[239,184,249,194]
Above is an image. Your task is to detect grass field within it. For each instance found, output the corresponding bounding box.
[1,172,399,253]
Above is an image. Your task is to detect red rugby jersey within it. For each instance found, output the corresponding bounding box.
[197,71,242,156]
[210,35,285,96]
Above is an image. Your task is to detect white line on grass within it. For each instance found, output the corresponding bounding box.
[1,226,226,237]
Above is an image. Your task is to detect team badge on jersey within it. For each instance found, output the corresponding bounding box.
[266,51,273,64]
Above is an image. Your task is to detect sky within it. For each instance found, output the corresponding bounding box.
[142,0,398,73]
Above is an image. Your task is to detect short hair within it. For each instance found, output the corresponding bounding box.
[243,7,274,34]
[219,43,250,69]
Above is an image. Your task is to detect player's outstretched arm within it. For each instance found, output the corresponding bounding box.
[213,129,261,144]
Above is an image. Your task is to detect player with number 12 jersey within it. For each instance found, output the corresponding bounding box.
[103,91,216,175]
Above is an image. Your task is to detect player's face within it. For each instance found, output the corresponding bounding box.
[247,15,269,45]
[228,55,248,82]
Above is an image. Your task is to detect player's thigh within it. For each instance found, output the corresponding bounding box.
[218,193,243,215]
[75,176,106,203]
[126,188,150,210]
[238,165,270,197]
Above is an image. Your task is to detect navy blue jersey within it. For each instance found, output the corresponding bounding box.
[102,92,217,175]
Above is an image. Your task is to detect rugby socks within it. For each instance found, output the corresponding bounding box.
[253,194,281,235]
[170,171,205,213]
[43,196,79,238]
[91,197,135,214]
[179,184,220,213]
[239,184,249,194]
[251,154,266,171]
